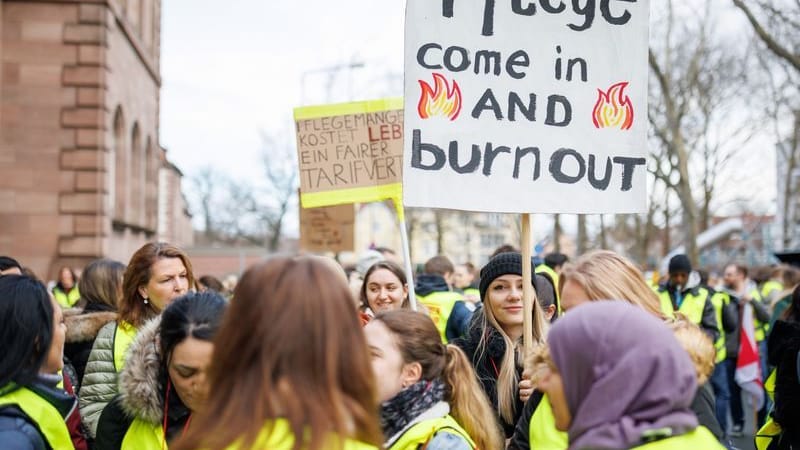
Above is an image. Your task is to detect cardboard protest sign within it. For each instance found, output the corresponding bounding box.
[299,203,355,253]
[294,98,404,208]
[403,0,650,214]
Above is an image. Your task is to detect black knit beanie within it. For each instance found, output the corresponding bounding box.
[479,252,538,301]
[668,254,692,275]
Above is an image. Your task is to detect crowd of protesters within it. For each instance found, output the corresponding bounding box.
[0,242,798,449]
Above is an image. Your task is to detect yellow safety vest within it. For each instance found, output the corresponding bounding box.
[528,394,569,449]
[224,418,378,450]
[114,321,139,372]
[417,291,461,343]
[53,286,81,308]
[463,287,480,301]
[709,291,730,363]
[755,370,779,450]
[0,385,75,450]
[536,264,561,305]
[761,280,784,301]
[390,414,475,450]
[630,426,724,449]
[122,417,164,450]
[656,287,709,325]
[750,289,769,343]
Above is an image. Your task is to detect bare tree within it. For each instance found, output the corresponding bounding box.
[190,166,224,241]
[434,210,448,255]
[648,0,750,264]
[732,0,800,72]
[552,214,562,252]
[737,0,800,249]
[576,215,588,255]
[257,133,298,251]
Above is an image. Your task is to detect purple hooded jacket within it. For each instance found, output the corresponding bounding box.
[548,301,699,450]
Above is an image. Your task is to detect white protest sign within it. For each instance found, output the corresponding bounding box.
[403,0,649,214]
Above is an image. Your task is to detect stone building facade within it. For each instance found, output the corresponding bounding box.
[0,0,191,280]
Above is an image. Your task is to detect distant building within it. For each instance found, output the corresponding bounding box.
[700,214,777,269]
[0,0,191,279]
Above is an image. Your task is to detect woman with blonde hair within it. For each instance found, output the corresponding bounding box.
[172,255,382,450]
[365,310,502,449]
[453,252,549,438]
[558,249,665,317]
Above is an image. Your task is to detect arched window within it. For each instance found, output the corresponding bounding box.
[130,122,143,225]
[112,107,127,221]
[145,137,158,231]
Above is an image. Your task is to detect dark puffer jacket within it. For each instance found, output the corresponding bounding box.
[767,320,800,448]
[453,312,522,438]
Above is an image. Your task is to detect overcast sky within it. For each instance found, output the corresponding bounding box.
[159,0,777,238]
[160,0,405,180]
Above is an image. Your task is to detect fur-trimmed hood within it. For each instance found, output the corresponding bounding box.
[64,310,117,344]
[118,316,164,424]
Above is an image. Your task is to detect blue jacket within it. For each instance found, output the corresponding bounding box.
[0,377,76,450]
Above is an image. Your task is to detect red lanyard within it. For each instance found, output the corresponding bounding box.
[161,379,192,450]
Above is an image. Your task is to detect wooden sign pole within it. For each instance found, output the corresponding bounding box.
[521,214,534,355]
[394,197,418,311]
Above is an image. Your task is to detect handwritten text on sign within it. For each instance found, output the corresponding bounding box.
[403,0,650,214]
[296,109,404,193]
[299,204,355,253]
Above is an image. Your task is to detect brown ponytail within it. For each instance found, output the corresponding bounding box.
[375,310,503,450]
[444,345,504,450]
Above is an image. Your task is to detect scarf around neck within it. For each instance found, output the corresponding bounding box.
[379,379,446,440]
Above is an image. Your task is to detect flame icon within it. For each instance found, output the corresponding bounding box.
[592,82,634,130]
[417,73,462,121]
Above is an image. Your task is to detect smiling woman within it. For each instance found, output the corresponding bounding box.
[452,252,549,438]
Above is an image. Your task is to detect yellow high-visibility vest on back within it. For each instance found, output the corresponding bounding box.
[528,394,569,449]
[0,385,75,450]
[630,426,724,449]
[224,418,378,450]
[417,291,461,343]
[389,414,475,450]
[709,291,730,363]
[121,417,164,450]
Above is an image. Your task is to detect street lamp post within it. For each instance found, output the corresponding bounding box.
[300,60,365,104]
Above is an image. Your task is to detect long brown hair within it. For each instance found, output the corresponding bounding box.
[173,255,382,450]
[118,242,195,328]
[375,310,503,450]
[77,258,125,310]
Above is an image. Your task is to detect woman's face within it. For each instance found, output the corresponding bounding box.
[59,268,74,289]
[364,320,418,402]
[486,274,524,331]
[365,269,407,313]
[43,296,66,374]
[560,279,590,313]
[139,257,189,311]
[168,337,214,413]
[538,367,572,431]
